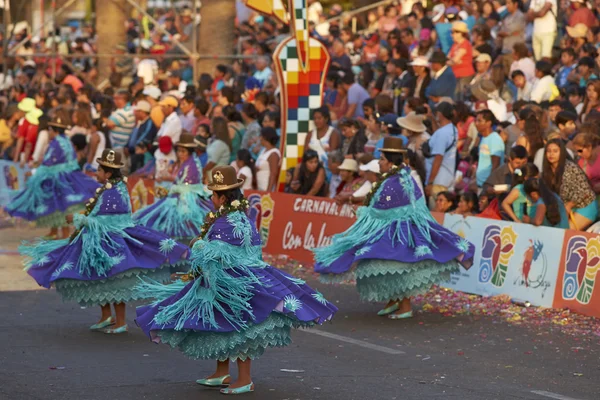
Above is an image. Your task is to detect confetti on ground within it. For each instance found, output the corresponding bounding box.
[266,254,600,341]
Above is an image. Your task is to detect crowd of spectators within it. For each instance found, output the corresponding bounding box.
[2,0,600,233]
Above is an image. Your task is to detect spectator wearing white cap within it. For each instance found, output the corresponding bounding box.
[350,158,381,204]
[143,85,165,128]
[334,158,364,205]
[470,53,493,89]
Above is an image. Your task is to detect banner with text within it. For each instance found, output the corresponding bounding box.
[244,190,356,263]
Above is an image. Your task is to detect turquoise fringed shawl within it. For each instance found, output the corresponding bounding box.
[314,168,440,267]
[6,160,80,214]
[136,212,267,332]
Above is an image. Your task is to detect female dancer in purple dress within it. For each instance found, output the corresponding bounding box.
[136,166,337,395]
[21,149,188,333]
[6,117,99,238]
[133,133,212,242]
[314,137,474,319]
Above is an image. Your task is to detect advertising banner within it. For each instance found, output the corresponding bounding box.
[244,190,356,263]
[442,214,565,308]
[552,230,600,317]
[0,161,30,207]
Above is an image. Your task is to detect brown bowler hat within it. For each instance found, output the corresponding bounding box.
[377,136,407,153]
[207,165,244,191]
[176,132,198,148]
[97,149,125,169]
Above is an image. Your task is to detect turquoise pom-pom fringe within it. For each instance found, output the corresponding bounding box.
[133,190,210,239]
[156,313,313,362]
[319,259,460,302]
[54,265,174,307]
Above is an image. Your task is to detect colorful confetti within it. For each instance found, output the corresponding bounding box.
[266,254,600,341]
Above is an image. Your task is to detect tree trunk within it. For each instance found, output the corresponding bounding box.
[197,0,236,78]
[95,0,126,83]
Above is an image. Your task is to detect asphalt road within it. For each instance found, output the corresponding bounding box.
[1,227,599,400]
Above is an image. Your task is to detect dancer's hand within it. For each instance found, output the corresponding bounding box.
[65,215,74,224]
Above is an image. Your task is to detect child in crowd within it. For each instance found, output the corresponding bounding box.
[235,149,256,190]
[154,136,177,181]
[478,193,491,213]
[501,163,539,223]
[566,86,584,115]
[453,191,479,217]
[523,178,569,228]
[555,111,578,143]
[133,142,154,172]
[284,167,295,193]
[511,70,532,101]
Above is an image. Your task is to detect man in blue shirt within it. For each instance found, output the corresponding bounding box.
[475,110,505,188]
[424,102,457,208]
[426,52,457,108]
[341,73,370,119]
[373,114,409,159]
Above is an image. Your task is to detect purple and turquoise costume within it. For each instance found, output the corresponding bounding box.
[133,156,212,241]
[136,210,337,361]
[314,166,474,302]
[20,180,188,306]
[5,133,99,228]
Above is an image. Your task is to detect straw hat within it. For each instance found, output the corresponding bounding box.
[451,21,469,34]
[97,149,125,169]
[566,23,588,39]
[471,79,497,102]
[377,136,407,153]
[396,112,427,133]
[159,95,179,108]
[338,158,359,172]
[176,133,197,148]
[208,165,244,191]
[475,53,492,63]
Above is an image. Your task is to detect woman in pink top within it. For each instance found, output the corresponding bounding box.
[447,21,475,101]
[573,132,600,194]
[378,5,399,40]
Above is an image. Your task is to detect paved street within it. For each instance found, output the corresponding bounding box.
[1,226,599,400]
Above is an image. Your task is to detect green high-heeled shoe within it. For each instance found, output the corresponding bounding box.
[377,303,399,316]
[103,324,128,334]
[388,310,413,320]
[220,382,254,395]
[196,374,231,387]
[89,316,115,331]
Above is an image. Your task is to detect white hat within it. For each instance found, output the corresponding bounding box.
[359,159,380,174]
[143,85,162,100]
[133,100,151,113]
[409,56,430,67]
[339,158,359,172]
[432,4,446,22]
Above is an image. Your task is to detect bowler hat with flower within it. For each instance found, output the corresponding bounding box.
[208,165,244,191]
[97,149,125,169]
